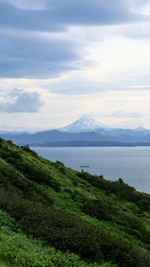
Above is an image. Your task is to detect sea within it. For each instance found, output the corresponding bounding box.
[32,147,150,194]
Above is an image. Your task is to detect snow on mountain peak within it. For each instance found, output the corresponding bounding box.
[61,116,102,133]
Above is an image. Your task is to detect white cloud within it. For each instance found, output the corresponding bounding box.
[0,88,44,113]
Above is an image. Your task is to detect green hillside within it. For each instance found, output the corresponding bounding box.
[0,138,150,267]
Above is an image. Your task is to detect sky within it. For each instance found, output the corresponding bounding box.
[0,0,150,131]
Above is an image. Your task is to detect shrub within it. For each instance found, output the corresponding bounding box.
[21,145,38,157]
[0,210,20,232]
[82,198,117,221]
[78,172,150,212]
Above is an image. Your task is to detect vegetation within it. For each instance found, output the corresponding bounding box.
[0,138,150,267]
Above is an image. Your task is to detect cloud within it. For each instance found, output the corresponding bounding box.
[45,75,150,95]
[46,77,103,95]
[0,0,149,80]
[0,88,44,113]
[0,30,82,78]
[0,0,145,32]
[117,22,150,40]
[7,0,47,10]
[0,0,148,80]
[111,110,143,118]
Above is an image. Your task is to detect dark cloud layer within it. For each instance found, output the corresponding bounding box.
[0,89,44,113]
[0,0,142,31]
[0,32,81,78]
[0,0,148,79]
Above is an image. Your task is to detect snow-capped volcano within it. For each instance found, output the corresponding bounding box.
[61,115,102,133]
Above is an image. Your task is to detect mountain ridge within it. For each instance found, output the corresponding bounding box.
[1,116,150,146]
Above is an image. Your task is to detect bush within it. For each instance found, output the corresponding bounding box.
[82,198,117,221]
[21,145,38,157]
[78,172,150,212]
[0,228,106,267]
[0,210,20,232]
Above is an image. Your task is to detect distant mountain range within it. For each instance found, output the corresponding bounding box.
[1,116,150,146]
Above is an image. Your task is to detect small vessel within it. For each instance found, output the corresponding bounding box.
[80,165,90,168]
[80,164,90,172]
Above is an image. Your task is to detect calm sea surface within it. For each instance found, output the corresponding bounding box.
[32,147,150,194]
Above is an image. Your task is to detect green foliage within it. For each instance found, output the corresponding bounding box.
[0,227,111,267]
[21,144,38,157]
[0,184,149,267]
[82,198,117,220]
[56,161,66,175]
[0,139,150,267]
[56,160,65,167]
[78,172,150,212]
[0,210,20,232]
[0,140,61,191]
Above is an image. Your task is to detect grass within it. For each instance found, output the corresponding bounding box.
[0,138,150,267]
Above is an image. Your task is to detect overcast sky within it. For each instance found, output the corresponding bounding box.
[0,0,150,131]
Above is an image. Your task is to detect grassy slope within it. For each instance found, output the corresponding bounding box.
[0,210,111,267]
[0,139,150,267]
